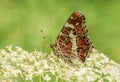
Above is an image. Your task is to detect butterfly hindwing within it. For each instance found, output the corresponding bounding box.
[51,11,94,64]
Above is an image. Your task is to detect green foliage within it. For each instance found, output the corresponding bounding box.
[0,0,120,63]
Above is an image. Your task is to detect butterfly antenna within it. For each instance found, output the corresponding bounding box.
[40,29,52,43]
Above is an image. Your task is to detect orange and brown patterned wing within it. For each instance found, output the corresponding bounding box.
[51,11,94,63]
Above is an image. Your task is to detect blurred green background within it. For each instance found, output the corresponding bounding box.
[0,0,120,63]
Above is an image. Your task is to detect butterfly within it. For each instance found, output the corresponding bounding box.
[51,11,94,64]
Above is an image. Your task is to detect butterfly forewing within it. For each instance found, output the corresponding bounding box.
[51,11,94,64]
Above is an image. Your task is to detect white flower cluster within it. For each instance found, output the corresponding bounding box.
[0,45,120,82]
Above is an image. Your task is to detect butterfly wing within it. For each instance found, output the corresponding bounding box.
[51,11,94,63]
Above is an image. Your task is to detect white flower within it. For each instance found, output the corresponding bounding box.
[0,46,120,82]
[4,72,11,78]
[43,74,51,81]
[37,69,43,74]
[11,69,21,77]
[25,74,33,80]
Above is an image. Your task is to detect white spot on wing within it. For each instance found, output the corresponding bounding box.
[76,22,79,25]
[69,29,78,58]
[71,16,73,19]
[64,22,74,29]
